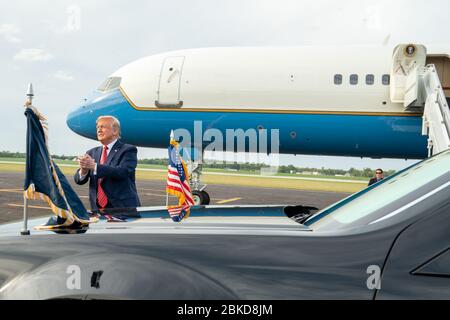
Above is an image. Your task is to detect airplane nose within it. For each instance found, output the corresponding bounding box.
[66,110,80,132]
[66,90,121,140]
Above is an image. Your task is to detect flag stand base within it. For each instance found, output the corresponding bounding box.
[20,230,30,235]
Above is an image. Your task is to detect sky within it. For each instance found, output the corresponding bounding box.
[1,0,449,170]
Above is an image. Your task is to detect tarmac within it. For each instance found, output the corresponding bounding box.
[0,171,350,225]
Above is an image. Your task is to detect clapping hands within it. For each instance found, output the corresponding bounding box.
[77,154,96,175]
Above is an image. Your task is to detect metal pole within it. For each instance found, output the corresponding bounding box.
[166,130,174,207]
[165,186,169,207]
[21,83,33,236]
[21,198,30,235]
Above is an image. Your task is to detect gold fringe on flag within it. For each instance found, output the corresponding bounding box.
[25,105,98,230]
[24,186,98,230]
[166,138,191,220]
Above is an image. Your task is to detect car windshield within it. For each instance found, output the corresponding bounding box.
[304,149,450,231]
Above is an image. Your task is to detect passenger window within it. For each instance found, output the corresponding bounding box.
[350,74,358,85]
[334,74,342,85]
[366,74,374,85]
[382,74,390,85]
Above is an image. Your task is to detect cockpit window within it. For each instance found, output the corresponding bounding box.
[304,149,450,231]
[97,77,121,92]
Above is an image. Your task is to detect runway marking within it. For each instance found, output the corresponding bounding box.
[145,192,167,197]
[143,192,241,203]
[139,188,166,192]
[0,189,22,193]
[8,203,51,210]
[144,192,240,203]
[216,197,242,204]
[0,188,88,198]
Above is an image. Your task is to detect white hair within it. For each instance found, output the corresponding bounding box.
[96,115,121,138]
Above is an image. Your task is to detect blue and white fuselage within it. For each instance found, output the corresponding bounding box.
[66,45,450,159]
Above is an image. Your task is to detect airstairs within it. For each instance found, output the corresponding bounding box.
[390,44,450,157]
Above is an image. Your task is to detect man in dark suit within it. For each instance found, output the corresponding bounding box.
[368,168,384,186]
[74,115,141,210]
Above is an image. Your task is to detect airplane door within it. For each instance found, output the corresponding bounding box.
[156,56,185,108]
[390,44,426,106]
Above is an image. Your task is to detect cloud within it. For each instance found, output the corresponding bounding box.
[0,24,22,43]
[53,70,74,81]
[13,48,54,62]
[42,5,82,35]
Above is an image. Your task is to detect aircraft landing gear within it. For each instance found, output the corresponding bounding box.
[192,190,210,206]
[188,158,210,205]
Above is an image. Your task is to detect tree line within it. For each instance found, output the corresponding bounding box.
[0,151,395,178]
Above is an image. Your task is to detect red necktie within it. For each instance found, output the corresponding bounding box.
[97,145,108,208]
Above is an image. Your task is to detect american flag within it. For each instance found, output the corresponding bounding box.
[167,204,191,222]
[166,139,194,222]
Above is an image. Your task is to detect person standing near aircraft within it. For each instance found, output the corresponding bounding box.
[368,168,384,186]
[74,115,141,210]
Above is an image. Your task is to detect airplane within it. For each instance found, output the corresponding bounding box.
[66,43,450,204]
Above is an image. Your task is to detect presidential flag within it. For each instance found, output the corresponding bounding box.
[166,138,194,222]
[23,106,98,230]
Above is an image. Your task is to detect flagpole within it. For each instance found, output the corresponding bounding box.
[166,130,174,207]
[21,83,33,236]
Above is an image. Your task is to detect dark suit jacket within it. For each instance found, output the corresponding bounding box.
[74,140,141,210]
[368,177,383,186]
